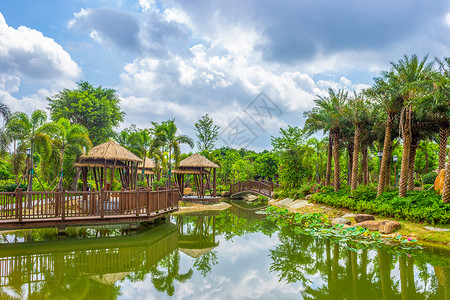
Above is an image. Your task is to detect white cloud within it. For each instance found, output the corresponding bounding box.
[445,13,450,27]
[0,13,80,80]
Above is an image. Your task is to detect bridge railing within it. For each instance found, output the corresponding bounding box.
[0,188,179,222]
[230,180,277,197]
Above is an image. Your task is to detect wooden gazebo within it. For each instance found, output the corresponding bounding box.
[74,141,142,191]
[173,153,219,200]
[137,159,159,187]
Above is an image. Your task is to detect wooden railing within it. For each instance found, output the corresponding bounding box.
[230,180,279,197]
[0,225,179,287]
[0,188,178,222]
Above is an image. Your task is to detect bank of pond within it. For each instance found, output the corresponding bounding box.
[0,202,448,299]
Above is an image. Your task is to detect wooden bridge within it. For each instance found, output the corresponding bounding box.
[0,188,178,229]
[229,180,280,198]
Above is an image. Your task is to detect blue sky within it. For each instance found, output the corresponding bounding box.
[1,0,450,151]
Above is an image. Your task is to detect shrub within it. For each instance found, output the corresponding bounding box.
[423,172,438,185]
[423,184,433,190]
[310,188,449,225]
[414,180,421,187]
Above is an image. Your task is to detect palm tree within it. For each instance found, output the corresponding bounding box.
[366,77,403,195]
[6,110,52,200]
[344,91,373,190]
[432,57,450,171]
[44,118,91,190]
[154,119,194,185]
[382,54,434,197]
[305,89,348,191]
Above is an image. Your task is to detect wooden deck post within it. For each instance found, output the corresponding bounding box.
[16,188,22,222]
[147,189,151,216]
[100,189,105,219]
[213,168,216,198]
[136,188,140,217]
[61,189,65,221]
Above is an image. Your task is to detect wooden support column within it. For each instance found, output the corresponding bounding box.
[213,168,216,197]
[93,167,99,191]
[110,160,117,190]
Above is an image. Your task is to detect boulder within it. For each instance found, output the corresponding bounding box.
[305,194,313,200]
[379,221,401,234]
[342,213,356,219]
[354,214,375,223]
[434,169,446,195]
[355,220,381,231]
[332,218,351,226]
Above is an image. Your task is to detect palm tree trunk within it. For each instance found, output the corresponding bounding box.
[399,256,408,300]
[351,125,361,190]
[348,143,354,186]
[377,116,393,196]
[442,147,450,203]
[407,143,418,191]
[362,146,369,185]
[351,251,359,300]
[326,135,332,186]
[378,249,392,300]
[332,131,341,192]
[399,107,412,198]
[439,126,448,171]
[384,147,392,188]
[58,148,64,191]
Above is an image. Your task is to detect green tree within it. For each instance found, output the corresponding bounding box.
[47,81,125,145]
[43,118,92,190]
[6,110,52,197]
[154,119,194,184]
[194,114,220,152]
[271,126,309,188]
[305,89,349,191]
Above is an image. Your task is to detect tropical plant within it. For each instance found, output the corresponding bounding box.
[194,114,220,152]
[43,118,91,190]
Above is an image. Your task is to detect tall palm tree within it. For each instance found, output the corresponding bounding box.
[366,77,403,195]
[305,89,348,191]
[154,119,194,185]
[344,91,373,190]
[6,110,52,198]
[432,57,450,171]
[128,127,162,181]
[383,54,434,197]
[44,118,92,190]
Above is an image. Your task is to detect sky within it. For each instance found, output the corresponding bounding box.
[1,0,450,151]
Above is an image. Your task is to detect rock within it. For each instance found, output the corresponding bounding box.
[434,169,446,195]
[355,220,381,231]
[342,213,356,218]
[332,218,351,226]
[379,221,401,234]
[290,200,309,209]
[246,195,258,201]
[305,194,312,200]
[354,214,375,223]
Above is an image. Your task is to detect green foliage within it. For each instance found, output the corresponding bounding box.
[47,81,124,145]
[311,187,450,225]
[273,183,320,200]
[0,179,27,192]
[423,172,438,185]
[194,114,220,151]
[265,206,420,251]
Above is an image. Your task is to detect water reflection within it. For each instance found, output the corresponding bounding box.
[0,204,447,299]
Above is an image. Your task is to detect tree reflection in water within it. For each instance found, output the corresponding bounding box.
[268,220,449,299]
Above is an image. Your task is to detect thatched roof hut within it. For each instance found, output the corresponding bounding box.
[83,140,141,162]
[75,140,142,191]
[138,159,158,175]
[174,153,219,199]
[179,153,219,168]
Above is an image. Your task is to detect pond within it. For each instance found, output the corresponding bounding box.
[0,202,448,299]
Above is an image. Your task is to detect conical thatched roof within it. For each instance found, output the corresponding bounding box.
[138,159,156,169]
[83,141,142,162]
[74,158,128,168]
[179,153,219,168]
[179,247,217,258]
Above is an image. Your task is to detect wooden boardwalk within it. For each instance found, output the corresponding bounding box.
[229,180,280,198]
[0,188,179,229]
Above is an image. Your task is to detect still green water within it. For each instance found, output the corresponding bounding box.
[0,202,448,299]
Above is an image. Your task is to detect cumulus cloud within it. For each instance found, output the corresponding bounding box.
[0,12,80,80]
[68,7,141,51]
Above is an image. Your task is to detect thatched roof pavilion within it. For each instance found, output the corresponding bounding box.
[75,140,142,191]
[174,153,219,199]
[137,159,161,187]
